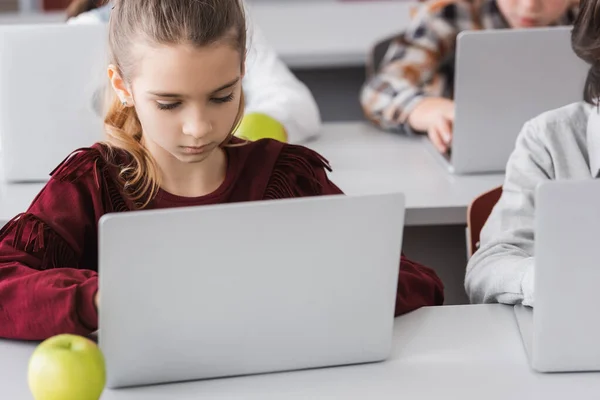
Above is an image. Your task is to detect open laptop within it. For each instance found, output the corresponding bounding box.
[0,24,107,183]
[514,180,600,372]
[426,26,588,174]
[98,193,405,388]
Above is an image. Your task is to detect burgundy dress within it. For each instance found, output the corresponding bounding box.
[0,138,444,340]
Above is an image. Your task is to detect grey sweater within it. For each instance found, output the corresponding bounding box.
[465,102,597,306]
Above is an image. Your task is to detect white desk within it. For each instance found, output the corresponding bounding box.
[2,305,600,399]
[0,122,504,229]
[249,1,415,68]
[307,122,505,225]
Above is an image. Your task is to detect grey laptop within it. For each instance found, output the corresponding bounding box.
[98,193,405,388]
[514,180,600,372]
[0,24,107,183]
[427,26,588,174]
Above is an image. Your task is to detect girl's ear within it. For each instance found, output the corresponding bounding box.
[108,64,134,107]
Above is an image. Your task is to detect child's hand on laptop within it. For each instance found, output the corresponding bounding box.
[407,97,455,153]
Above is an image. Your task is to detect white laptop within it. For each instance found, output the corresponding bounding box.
[0,24,107,183]
[514,180,600,372]
[98,193,405,388]
[427,26,588,174]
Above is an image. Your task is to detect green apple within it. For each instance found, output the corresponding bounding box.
[235,112,288,142]
[28,334,106,400]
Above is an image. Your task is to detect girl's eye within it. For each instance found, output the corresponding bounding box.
[211,93,234,104]
[156,102,181,111]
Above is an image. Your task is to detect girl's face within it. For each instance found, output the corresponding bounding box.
[496,0,574,28]
[110,42,244,165]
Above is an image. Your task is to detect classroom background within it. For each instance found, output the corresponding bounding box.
[2,0,600,398]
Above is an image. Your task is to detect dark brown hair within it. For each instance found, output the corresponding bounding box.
[104,0,247,207]
[572,0,600,105]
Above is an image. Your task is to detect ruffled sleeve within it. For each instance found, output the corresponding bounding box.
[395,256,444,316]
[264,143,342,198]
[0,144,127,340]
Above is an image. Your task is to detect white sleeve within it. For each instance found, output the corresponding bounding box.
[465,120,554,307]
[243,12,322,143]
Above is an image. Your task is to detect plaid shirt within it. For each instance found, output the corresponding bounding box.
[360,0,578,132]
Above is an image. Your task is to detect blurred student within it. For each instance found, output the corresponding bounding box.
[361,0,578,153]
[466,0,600,306]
